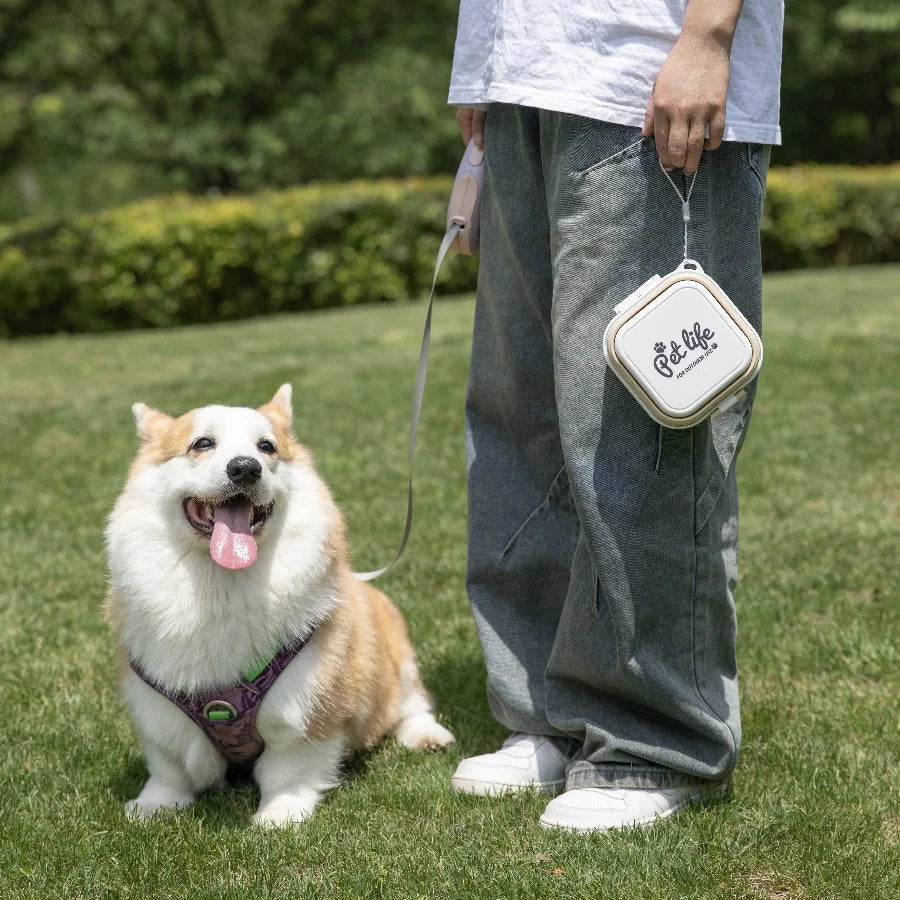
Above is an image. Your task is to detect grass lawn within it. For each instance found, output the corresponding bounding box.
[0,264,897,899]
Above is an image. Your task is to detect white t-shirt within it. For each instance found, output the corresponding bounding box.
[449,1,783,145]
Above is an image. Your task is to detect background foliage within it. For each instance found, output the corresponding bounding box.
[0,0,898,224]
[0,0,460,221]
[1,166,897,337]
[0,179,478,337]
[780,0,900,165]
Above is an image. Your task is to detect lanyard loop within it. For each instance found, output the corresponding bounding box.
[659,161,698,261]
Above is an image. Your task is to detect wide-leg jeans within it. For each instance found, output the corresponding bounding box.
[465,104,769,789]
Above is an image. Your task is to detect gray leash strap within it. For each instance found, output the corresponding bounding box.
[354,222,462,581]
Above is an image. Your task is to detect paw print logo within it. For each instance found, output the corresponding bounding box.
[654,341,666,354]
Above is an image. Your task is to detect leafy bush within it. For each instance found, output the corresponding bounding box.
[0,0,463,220]
[761,164,900,270]
[1,166,897,337]
[0,178,477,337]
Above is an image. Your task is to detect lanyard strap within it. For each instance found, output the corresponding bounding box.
[659,161,698,261]
[353,222,461,581]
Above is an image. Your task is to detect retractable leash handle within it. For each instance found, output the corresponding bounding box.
[446,139,484,255]
[354,140,484,581]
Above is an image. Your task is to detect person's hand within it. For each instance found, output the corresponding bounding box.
[642,31,731,174]
[456,106,486,149]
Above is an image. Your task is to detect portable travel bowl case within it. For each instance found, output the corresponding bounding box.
[603,261,763,429]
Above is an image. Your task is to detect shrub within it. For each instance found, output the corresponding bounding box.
[0,178,477,338]
[761,164,900,269]
[0,166,897,337]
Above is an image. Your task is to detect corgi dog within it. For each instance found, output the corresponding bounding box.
[105,385,454,827]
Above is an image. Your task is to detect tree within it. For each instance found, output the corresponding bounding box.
[778,0,900,163]
[0,0,461,213]
[0,1,897,222]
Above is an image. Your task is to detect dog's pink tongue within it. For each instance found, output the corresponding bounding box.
[210,498,257,570]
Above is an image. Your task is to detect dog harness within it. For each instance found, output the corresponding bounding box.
[130,633,313,767]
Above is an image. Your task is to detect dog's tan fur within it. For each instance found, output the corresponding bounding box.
[107,523,429,753]
[106,386,453,825]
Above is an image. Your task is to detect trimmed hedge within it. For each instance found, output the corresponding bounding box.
[0,178,477,338]
[761,164,900,271]
[1,166,898,337]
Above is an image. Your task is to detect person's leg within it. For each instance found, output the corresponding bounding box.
[464,104,580,740]
[537,113,769,795]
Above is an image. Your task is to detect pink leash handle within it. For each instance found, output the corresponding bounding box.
[446,139,485,255]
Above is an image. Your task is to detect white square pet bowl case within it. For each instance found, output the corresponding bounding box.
[603,261,763,429]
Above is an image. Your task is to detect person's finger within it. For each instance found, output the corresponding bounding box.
[471,109,487,150]
[456,107,474,145]
[666,116,689,170]
[641,91,655,138]
[704,109,726,151]
[654,112,672,169]
[683,117,706,174]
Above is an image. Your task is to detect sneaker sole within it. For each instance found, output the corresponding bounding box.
[538,782,731,832]
[451,776,566,797]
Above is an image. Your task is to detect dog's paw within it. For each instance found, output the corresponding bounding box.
[252,792,319,829]
[394,712,456,751]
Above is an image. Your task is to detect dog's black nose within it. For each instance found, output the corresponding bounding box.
[226,456,262,484]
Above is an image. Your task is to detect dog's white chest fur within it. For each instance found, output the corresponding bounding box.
[106,386,453,826]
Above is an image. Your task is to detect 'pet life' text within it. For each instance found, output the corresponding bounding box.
[652,323,717,379]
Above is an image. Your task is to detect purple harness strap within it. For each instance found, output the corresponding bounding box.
[130,634,312,767]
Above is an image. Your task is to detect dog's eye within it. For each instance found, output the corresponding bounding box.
[191,437,215,452]
[257,439,277,455]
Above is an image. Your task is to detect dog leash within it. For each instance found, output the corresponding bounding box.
[355,148,724,576]
[354,140,483,582]
[353,222,460,581]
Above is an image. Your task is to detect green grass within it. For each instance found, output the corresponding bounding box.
[1,265,897,899]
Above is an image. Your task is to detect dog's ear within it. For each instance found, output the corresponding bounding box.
[259,384,293,429]
[132,402,174,443]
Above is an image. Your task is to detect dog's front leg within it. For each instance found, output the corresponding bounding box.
[124,677,227,820]
[126,737,221,819]
[252,733,346,828]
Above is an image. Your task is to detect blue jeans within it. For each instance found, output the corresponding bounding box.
[465,105,770,789]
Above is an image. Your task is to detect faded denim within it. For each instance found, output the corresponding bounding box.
[465,105,770,789]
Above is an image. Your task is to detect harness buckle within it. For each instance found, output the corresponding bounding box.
[203,700,238,721]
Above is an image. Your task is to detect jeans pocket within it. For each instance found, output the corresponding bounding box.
[563,119,656,179]
[655,424,692,477]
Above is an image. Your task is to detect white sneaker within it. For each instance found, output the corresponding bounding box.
[451,733,569,796]
[539,782,730,831]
